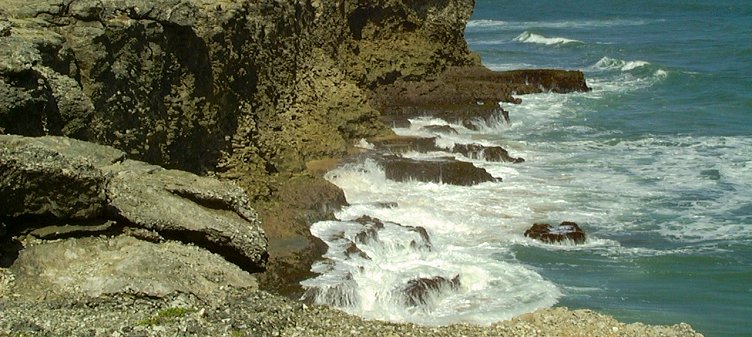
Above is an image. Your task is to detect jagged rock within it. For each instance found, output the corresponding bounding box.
[524,221,586,244]
[401,275,461,306]
[0,135,124,220]
[0,135,268,272]
[453,143,525,163]
[9,236,258,302]
[353,216,385,244]
[379,155,498,185]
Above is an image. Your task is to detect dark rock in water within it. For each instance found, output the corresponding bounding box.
[401,275,461,306]
[352,216,431,251]
[353,216,385,244]
[301,272,358,307]
[372,66,591,128]
[379,155,498,185]
[453,143,524,163]
[420,125,458,135]
[343,242,369,260]
[368,135,440,154]
[524,221,586,244]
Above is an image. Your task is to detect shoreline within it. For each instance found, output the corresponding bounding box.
[0,0,705,335]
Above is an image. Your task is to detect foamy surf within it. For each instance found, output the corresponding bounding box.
[513,31,582,45]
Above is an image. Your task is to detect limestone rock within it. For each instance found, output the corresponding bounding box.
[524,221,587,244]
[9,236,258,301]
[0,135,124,220]
[0,135,268,272]
[105,160,268,272]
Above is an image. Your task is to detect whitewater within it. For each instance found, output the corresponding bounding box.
[302,1,752,336]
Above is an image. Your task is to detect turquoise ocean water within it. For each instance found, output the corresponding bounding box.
[467,1,751,336]
[302,2,751,337]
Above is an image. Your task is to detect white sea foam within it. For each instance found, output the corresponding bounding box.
[592,56,651,71]
[513,31,582,45]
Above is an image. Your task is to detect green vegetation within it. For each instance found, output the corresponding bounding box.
[137,307,196,326]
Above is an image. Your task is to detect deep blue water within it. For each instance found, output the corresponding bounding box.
[467,1,752,336]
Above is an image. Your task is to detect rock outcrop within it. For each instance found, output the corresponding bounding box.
[380,155,498,186]
[0,135,268,273]
[524,221,587,244]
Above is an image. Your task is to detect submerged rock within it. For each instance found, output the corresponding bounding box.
[524,221,586,244]
[379,155,498,186]
[420,125,459,135]
[401,275,461,306]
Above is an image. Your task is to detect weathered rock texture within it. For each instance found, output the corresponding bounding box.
[524,221,587,244]
[0,135,268,272]
[0,0,478,199]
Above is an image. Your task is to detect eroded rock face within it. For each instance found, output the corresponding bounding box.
[0,135,268,272]
[0,0,478,201]
[524,221,586,244]
[380,155,497,186]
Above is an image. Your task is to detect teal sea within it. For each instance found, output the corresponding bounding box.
[467,1,752,336]
[302,1,751,337]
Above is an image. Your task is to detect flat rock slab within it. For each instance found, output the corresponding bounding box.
[379,155,497,186]
[106,160,268,271]
[9,236,258,301]
[0,135,268,272]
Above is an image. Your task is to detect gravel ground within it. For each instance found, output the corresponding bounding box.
[0,284,703,337]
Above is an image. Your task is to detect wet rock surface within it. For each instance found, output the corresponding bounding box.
[524,221,587,244]
[453,143,525,163]
[380,155,498,186]
[401,275,461,306]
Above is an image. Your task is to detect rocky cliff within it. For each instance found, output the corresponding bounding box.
[0,0,478,198]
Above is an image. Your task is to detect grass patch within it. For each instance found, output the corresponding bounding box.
[137,307,196,326]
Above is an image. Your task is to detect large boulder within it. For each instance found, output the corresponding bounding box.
[453,143,525,163]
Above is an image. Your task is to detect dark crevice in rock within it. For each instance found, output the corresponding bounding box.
[153,228,267,274]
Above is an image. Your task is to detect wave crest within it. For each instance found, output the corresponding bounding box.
[513,31,582,45]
